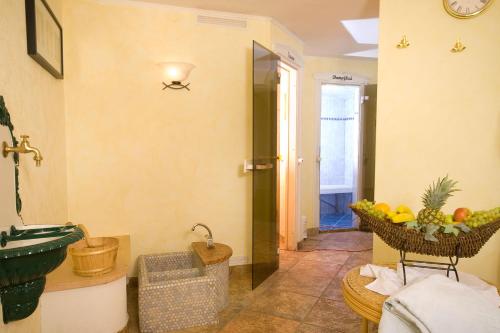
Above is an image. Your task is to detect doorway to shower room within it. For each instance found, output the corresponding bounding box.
[319,84,360,231]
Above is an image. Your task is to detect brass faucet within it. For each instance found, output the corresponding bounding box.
[2,135,43,166]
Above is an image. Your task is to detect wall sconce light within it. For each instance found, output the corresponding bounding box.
[160,62,195,91]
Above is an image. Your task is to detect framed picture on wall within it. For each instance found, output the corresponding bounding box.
[25,0,63,79]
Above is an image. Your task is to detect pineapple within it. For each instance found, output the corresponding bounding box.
[417,176,459,225]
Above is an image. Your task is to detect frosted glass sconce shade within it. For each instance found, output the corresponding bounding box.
[160,62,195,91]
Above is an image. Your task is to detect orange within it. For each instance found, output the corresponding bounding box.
[374,203,391,213]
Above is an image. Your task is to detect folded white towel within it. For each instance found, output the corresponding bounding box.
[379,274,500,333]
[361,264,403,295]
[360,264,500,307]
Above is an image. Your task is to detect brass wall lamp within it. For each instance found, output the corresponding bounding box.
[3,135,43,166]
[160,62,195,91]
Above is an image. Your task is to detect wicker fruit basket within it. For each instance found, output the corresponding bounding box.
[352,207,500,258]
[69,225,119,277]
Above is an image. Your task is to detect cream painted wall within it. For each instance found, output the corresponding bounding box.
[0,307,41,333]
[0,0,68,227]
[63,0,276,274]
[0,0,67,330]
[375,0,500,285]
[301,56,378,230]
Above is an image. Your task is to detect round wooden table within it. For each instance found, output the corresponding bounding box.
[342,266,387,333]
[342,265,500,333]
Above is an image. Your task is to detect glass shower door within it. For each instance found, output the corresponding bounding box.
[252,41,279,289]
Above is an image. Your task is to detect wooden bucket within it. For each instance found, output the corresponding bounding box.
[69,225,119,277]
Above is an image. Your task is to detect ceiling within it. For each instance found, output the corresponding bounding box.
[132,0,379,57]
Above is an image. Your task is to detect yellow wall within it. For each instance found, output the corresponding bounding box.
[0,0,68,227]
[0,307,41,333]
[301,56,378,230]
[0,0,66,330]
[63,0,277,274]
[375,0,500,285]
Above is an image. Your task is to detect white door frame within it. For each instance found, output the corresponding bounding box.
[314,72,368,231]
[274,43,303,250]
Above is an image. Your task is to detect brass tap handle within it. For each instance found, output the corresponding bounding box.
[20,135,29,141]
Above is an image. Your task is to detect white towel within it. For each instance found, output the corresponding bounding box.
[360,264,500,307]
[360,264,403,295]
[379,274,500,333]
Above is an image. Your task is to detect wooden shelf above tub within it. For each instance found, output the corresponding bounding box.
[192,242,232,266]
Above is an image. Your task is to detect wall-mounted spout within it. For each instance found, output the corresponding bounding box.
[2,135,43,166]
[191,223,214,248]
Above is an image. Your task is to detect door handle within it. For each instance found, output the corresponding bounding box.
[244,160,274,172]
[254,163,273,170]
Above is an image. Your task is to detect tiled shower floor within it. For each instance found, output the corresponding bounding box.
[320,212,354,231]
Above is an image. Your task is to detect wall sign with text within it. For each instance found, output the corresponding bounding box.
[314,73,368,85]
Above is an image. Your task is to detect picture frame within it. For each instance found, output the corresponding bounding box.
[25,0,64,79]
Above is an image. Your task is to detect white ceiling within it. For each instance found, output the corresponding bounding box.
[130,0,379,57]
[345,48,378,59]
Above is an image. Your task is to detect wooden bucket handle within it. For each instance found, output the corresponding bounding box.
[77,224,93,247]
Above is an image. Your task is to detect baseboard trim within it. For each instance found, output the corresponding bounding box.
[229,256,249,266]
[307,227,319,237]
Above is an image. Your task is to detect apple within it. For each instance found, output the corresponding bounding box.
[453,208,471,222]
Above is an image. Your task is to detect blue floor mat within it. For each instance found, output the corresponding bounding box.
[320,212,353,230]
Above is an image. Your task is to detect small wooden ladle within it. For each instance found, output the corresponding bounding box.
[77,224,97,248]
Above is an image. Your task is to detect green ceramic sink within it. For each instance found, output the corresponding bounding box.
[0,97,84,323]
[0,224,83,323]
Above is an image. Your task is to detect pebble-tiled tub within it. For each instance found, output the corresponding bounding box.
[138,243,232,332]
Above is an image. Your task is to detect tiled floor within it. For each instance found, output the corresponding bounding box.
[127,243,376,333]
[320,212,354,231]
[298,232,373,252]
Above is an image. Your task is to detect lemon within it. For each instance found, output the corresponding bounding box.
[391,212,415,223]
[396,205,413,215]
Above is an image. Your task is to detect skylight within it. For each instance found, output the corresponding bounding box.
[341,18,379,45]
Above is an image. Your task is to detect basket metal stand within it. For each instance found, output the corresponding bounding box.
[399,247,460,285]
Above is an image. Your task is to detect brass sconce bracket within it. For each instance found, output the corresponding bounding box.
[396,35,410,49]
[451,39,466,53]
[162,81,191,91]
